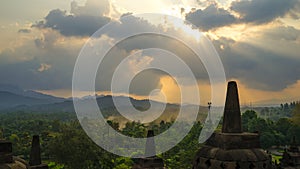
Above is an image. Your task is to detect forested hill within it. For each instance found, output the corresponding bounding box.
[0,84,64,110]
[0,84,298,123]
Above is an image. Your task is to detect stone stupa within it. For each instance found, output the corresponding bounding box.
[280,136,300,168]
[132,130,165,169]
[193,81,273,169]
[28,135,48,169]
[0,135,48,169]
[0,138,28,169]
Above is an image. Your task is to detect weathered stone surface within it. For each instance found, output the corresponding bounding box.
[252,149,270,161]
[280,136,300,168]
[289,136,299,153]
[193,81,273,169]
[133,130,165,169]
[0,140,13,164]
[29,164,49,169]
[222,81,242,133]
[195,146,270,162]
[0,163,27,169]
[145,130,156,157]
[29,135,42,166]
[193,156,273,169]
[0,141,12,153]
[281,149,300,167]
[0,141,28,169]
[206,133,260,149]
[133,158,165,169]
[29,135,48,169]
[0,153,13,164]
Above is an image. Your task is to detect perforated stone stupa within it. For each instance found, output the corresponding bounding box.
[193,81,273,169]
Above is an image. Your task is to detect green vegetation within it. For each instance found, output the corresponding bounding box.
[0,102,299,168]
[0,111,202,169]
[242,109,300,148]
[259,101,299,121]
[271,154,282,163]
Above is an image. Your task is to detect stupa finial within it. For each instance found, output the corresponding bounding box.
[222,81,242,133]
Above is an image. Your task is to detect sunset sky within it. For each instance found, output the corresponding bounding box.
[1,0,300,106]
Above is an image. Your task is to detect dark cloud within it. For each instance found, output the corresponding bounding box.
[76,14,209,95]
[100,22,300,94]
[33,0,112,37]
[0,15,190,95]
[94,35,208,95]
[129,70,164,96]
[18,28,31,33]
[0,30,79,90]
[34,9,110,37]
[231,0,298,24]
[0,55,74,90]
[100,14,161,40]
[101,15,209,80]
[186,0,299,30]
[213,30,300,91]
[21,17,300,94]
[186,4,236,31]
[4,7,300,96]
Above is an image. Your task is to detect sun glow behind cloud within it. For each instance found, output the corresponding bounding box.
[163,15,204,42]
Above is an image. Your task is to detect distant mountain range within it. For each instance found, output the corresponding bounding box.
[0,84,267,123]
[0,84,65,101]
[0,84,65,110]
[0,84,175,115]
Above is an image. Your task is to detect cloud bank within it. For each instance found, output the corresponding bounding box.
[186,0,300,30]
[34,0,111,37]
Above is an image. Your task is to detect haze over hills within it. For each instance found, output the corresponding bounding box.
[0,84,207,124]
[0,84,65,101]
[0,83,284,123]
[0,91,55,109]
[0,84,65,110]
[0,84,174,113]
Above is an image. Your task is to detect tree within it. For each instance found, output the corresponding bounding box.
[242,110,257,132]
[113,157,133,169]
[292,103,300,124]
[48,121,115,169]
[162,122,202,169]
[275,118,292,135]
[122,121,146,138]
[260,131,276,148]
[248,118,267,133]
